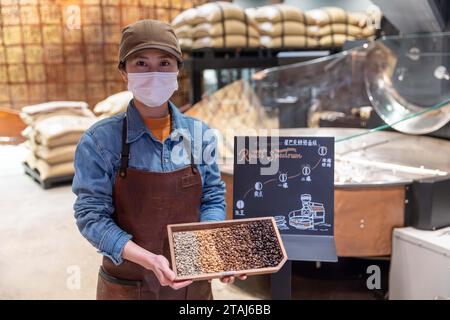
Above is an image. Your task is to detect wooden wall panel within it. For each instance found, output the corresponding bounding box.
[0,0,205,110]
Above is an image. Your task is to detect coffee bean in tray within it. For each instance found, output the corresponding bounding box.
[172,220,283,277]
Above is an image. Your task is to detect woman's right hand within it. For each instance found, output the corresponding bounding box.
[122,240,192,290]
[145,253,193,290]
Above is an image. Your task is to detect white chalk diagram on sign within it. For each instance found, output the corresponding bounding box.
[278,172,288,188]
[238,144,331,230]
[274,215,289,230]
[241,144,329,201]
[302,165,311,176]
[318,146,328,156]
[235,200,245,216]
[288,194,330,231]
[254,181,263,198]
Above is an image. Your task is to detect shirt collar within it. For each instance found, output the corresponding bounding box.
[125,99,187,144]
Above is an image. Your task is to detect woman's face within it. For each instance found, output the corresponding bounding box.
[123,48,178,75]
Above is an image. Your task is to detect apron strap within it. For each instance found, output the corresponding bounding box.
[188,138,198,174]
[119,117,130,178]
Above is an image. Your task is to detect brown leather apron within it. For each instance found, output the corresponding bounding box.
[96,117,212,300]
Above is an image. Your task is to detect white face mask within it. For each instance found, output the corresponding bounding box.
[127,72,179,107]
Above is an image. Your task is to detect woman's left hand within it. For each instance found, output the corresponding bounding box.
[209,274,247,284]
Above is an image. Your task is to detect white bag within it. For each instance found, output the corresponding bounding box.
[260,35,319,48]
[254,4,306,23]
[306,7,359,26]
[93,91,133,117]
[258,21,308,37]
[32,115,96,147]
[193,2,246,25]
[192,20,259,39]
[26,152,75,180]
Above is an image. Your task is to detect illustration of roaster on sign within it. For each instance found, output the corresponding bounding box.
[233,137,334,237]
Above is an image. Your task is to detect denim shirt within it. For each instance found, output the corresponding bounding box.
[72,100,226,265]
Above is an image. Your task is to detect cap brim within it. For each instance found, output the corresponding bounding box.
[122,43,183,63]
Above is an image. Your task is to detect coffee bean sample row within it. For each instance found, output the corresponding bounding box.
[172,220,284,277]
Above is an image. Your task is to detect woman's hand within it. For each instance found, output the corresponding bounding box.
[145,254,193,290]
[209,274,247,284]
[122,240,192,290]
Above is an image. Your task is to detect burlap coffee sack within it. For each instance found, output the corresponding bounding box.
[25,128,84,148]
[21,101,88,116]
[319,34,356,47]
[306,7,359,26]
[172,7,199,28]
[193,35,260,49]
[258,21,309,37]
[37,132,83,148]
[24,127,79,147]
[191,20,253,39]
[93,91,133,117]
[33,144,77,165]
[192,20,259,39]
[311,23,363,37]
[362,25,376,37]
[193,2,246,25]
[25,151,38,170]
[174,24,193,38]
[253,4,306,23]
[260,35,319,48]
[20,101,91,124]
[21,108,96,126]
[179,38,193,50]
[21,126,33,140]
[26,152,74,180]
[32,115,96,147]
[245,7,257,20]
[349,12,370,28]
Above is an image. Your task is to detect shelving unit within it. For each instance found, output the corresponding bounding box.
[183,47,338,105]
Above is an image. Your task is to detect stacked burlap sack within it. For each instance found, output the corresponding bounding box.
[305,7,377,47]
[20,102,97,181]
[93,91,133,119]
[172,8,198,50]
[172,2,261,49]
[249,4,319,49]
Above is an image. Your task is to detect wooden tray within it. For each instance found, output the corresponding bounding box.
[167,217,288,281]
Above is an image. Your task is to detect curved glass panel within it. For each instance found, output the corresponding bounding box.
[365,33,450,134]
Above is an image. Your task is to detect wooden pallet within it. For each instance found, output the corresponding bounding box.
[167,217,288,281]
[23,162,73,190]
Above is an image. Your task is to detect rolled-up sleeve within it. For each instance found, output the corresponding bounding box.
[72,131,132,265]
[199,124,226,222]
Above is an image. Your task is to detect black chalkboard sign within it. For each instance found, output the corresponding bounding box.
[233,136,337,262]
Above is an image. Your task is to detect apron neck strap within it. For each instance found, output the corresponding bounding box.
[188,138,198,174]
[119,117,130,178]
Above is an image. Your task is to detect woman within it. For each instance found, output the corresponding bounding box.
[72,19,245,300]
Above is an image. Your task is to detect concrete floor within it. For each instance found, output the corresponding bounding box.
[0,145,261,300]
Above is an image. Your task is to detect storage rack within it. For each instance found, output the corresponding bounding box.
[183,47,338,105]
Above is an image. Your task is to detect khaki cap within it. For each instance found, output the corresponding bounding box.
[118,19,182,67]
